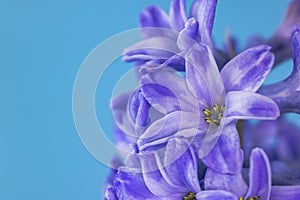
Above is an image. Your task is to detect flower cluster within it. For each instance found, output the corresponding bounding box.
[104,0,300,199]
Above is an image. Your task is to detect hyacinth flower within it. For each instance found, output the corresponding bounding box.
[108,137,202,199]
[123,0,218,70]
[138,42,279,174]
[204,148,300,200]
[243,118,300,185]
[106,137,251,200]
[259,26,300,114]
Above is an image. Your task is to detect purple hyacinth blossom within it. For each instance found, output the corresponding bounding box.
[243,118,300,185]
[205,148,300,200]
[259,25,300,114]
[123,0,218,70]
[112,137,202,199]
[139,43,279,174]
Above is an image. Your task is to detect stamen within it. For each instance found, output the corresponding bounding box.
[183,192,196,200]
[203,104,225,127]
[203,109,212,116]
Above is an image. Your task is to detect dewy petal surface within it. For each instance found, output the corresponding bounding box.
[246,148,271,200]
[190,0,217,47]
[225,91,280,120]
[185,43,225,106]
[220,45,274,93]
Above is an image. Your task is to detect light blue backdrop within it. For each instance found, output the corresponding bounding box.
[1,0,292,199]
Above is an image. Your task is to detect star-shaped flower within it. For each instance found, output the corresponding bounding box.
[138,43,279,174]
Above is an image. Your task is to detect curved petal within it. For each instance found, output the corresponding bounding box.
[204,168,248,197]
[196,190,237,200]
[140,68,199,113]
[190,0,217,47]
[123,36,179,63]
[225,91,280,120]
[110,92,135,135]
[139,5,171,38]
[200,122,244,174]
[185,43,225,107]
[177,18,200,52]
[169,0,187,31]
[220,45,274,92]
[114,167,157,199]
[271,185,300,200]
[137,111,205,151]
[164,138,201,193]
[246,148,271,200]
[141,83,181,114]
[128,89,151,127]
[139,152,186,196]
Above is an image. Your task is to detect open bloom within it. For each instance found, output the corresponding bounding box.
[259,25,300,114]
[138,43,279,174]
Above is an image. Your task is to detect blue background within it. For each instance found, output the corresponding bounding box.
[1,0,293,199]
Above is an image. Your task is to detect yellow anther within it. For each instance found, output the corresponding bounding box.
[203,104,225,127]
[183,192,196,200]
[203,109,212,116]
[213,105,219,113]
